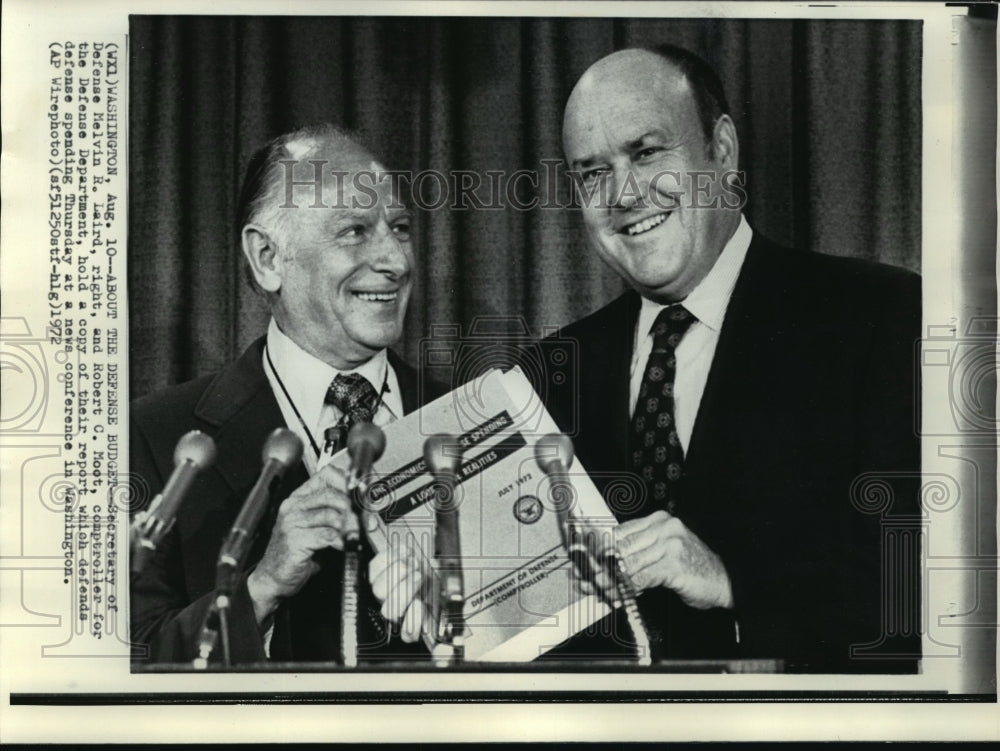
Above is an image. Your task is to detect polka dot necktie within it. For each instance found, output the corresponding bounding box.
[628,305,696,518]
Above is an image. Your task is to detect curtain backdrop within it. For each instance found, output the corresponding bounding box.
[128,16,922,399]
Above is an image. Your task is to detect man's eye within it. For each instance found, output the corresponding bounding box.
[581,168,609,184]
[635,147,663,161]
[340,224,367,239]
[391,221,411,240]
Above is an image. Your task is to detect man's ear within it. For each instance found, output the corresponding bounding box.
[241,224,284,293]
[710,114,739,171]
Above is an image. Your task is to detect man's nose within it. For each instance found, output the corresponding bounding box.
[610,165,641,211]
[366,221,410,277]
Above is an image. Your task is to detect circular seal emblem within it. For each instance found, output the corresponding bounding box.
[513,495,543,524]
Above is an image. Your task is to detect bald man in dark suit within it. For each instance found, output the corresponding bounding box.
[540,45,921,672]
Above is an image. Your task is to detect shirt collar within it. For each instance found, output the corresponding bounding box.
[636,214,753,338]
[265,318,392,428]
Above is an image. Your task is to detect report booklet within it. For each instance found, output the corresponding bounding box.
[333,367,619,662]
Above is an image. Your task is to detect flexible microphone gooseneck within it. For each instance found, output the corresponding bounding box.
[340,421,386,668]
[533,433,652,666]
[196,428,302,668]
[424,434,465,664]
[131,430,217,574]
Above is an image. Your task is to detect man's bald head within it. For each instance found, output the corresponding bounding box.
[561,45,741,303]
[564,46,730,159]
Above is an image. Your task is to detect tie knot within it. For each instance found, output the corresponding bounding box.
[325,373,380,425]
[650,305,695,351]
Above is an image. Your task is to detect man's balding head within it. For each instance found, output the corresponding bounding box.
[238,125,414,369]
[238,125,378,273]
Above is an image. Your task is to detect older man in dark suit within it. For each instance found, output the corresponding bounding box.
[130,125,439,665]
[539,45,922,672]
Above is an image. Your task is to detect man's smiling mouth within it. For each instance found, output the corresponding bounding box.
[622,212,672,236]
[353,291,399,302]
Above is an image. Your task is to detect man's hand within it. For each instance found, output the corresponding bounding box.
[246,464,354,624]
[616,510,733,610]
[369,531,428,643]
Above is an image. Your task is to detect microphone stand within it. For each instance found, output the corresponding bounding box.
[192,591,236,670]
[433,518,465,668]
[192,600,221,670]
[339,488,363,669]
[602,549,653,667]
[194,428,302,669]
[534,434,652,667]
[566,519,653,667]
[338,422,386,668]
[424,435,465,667]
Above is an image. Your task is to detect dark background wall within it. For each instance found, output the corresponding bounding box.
[128,16,922,398]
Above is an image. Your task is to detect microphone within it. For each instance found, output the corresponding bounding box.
[215,428,303,593]
[533,434,590,570]
[339,422,385,668]
[533,433,574,477]
[423,434,465,651]
[131,430,217,574]
[346,421,387,494]
[534,433,652,666]
[423,433,463,485]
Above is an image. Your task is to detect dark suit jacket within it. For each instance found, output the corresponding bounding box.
[130,337,444,666]
[544,235,922,672]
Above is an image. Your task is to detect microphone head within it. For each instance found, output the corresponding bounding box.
[534,433,575,475]
[423,434,463,476]
[174,430,217,470]
[262,428,304,469]
[347,422,386,463]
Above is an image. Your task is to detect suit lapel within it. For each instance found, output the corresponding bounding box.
[685,234,778,474]
[196,343,426,495]
[388,349,419,415]
[606,294,640,471]
[391,348,450,414]
[192,336,308,497]
[576,292,640,476]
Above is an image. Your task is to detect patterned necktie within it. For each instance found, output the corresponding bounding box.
[628,305,696,518]
[326,372,381,425]
[322,373,381,456]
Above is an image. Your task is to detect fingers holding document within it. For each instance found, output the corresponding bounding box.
[369,527,429,643]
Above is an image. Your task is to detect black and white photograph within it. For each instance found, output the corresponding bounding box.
[0,0,997,743]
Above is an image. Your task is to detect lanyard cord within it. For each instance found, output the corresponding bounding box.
[264,344,390,460]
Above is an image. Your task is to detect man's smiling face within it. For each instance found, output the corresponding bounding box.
[563,49,740,303]
[268,148,414,370]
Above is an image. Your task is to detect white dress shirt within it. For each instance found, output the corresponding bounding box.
[629,215,753,453]
[262,318,403,473]
[256,318,404,655]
